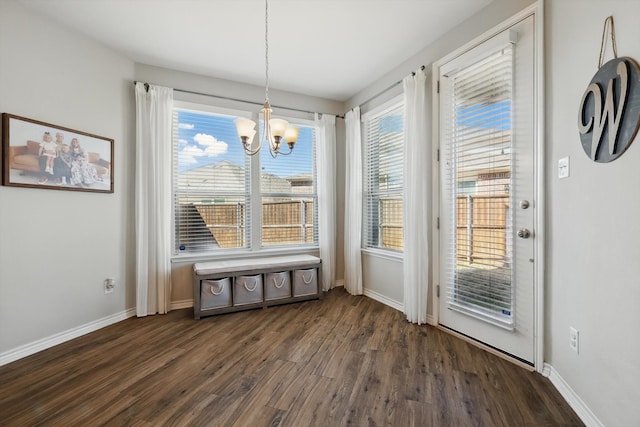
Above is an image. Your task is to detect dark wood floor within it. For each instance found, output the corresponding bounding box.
[0,288,583,426]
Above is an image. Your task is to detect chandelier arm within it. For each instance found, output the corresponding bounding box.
[271,145,294,157]
[243,137,264,156]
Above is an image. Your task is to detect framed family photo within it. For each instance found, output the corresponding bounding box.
[2,113,113,193]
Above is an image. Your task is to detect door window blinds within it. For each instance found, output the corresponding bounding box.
[442,44,514,324]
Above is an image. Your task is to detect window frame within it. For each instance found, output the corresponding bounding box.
[171,101,320,260]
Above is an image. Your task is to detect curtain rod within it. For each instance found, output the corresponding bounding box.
[133,81,345,119]
[355,65,425,109]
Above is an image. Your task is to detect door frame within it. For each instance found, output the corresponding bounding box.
[430,1,545,372]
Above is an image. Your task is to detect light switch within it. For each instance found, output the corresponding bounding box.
[558,156,569,179]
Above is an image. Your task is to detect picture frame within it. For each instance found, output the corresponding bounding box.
[2,113,114,193]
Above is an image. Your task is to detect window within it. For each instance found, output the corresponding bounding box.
[173,107,252,252]
[173,104,318,254]
[260,121,318,247]
[363,100,404,252]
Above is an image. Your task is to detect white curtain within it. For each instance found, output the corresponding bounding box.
[344,107,363,295]
[134,82,174,316]
[403,69,430,324]
[316,113,337,292]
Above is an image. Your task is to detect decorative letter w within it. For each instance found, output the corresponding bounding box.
[578,61,629,160]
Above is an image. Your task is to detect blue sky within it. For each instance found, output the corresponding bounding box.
[457,100,511,130]
[379,112,403,133]
[177,109,314,177]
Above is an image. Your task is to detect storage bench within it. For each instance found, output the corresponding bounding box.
[193,255,322,319]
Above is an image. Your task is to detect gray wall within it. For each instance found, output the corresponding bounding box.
[546,1,640,425]
[0,0,135,353]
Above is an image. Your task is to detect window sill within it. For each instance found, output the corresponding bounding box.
[171,246,320,264]
[361,248,404,263]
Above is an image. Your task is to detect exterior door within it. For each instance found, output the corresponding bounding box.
[438,15,536,364]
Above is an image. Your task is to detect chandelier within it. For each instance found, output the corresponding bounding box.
[235,0,299,157]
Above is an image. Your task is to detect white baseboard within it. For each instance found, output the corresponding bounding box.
[170,299,193,310]
[363,288,404,312]
[542,363,604,427]
[361,289,434,326]
[334,279,345,288]
[0,308,136,367]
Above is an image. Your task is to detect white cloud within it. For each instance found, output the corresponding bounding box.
[193,133,228,157]
[204,145,227,156]
[193,133,217,146]
[182,145,205,157]
[178,123,194,130]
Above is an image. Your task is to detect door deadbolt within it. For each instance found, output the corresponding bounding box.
[517,228,531,239]
[519,200,530,209]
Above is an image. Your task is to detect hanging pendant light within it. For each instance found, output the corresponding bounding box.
[235,0,298,157]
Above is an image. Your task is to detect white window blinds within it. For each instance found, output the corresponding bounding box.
[442,44,514,322]
[260,122,318,247]
[364,102,404,251]
[173,108,251,253]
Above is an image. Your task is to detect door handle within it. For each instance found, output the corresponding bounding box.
[517,228,531,239]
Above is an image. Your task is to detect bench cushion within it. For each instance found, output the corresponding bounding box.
[194,254,320,276]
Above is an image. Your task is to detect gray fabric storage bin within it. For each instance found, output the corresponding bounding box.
[264,271,291,301]
[234,274,263,305]
[201,278,232,310]
[293,268,318,297]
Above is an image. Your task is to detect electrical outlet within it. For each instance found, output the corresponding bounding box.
[104,278,115,294]
[569,327,579,354]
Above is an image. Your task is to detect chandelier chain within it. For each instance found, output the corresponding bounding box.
[265,0,269,102]
[234,0,296,157]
